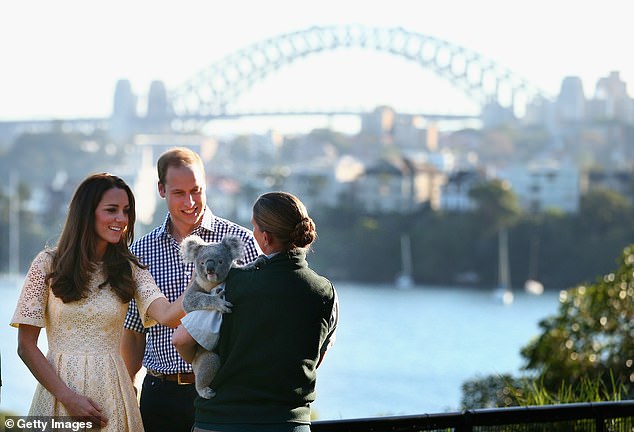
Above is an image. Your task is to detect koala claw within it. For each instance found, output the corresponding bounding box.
[200,387,217,399]
[216,300,233,314]
[193,295,233,313]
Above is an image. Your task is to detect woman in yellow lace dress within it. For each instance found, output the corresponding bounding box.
[11,173,196,431]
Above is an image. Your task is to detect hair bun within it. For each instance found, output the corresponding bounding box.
[292,217,316,248]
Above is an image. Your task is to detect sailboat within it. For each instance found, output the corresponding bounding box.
[395,234,414,289]
[524,235,544,295]
[493,227,513,304]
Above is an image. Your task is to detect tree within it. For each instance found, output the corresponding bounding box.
[578,187,634,234]
[520,244,634,397]
[468,179,521,233]
[462,244,634,408]
[0,130,120,187]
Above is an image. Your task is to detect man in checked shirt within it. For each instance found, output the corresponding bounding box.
[121,147,260,432]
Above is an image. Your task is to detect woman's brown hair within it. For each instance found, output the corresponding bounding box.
[252,191,317,251]
[47,173,144,303]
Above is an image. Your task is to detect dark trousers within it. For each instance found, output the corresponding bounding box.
[140,374,198,432]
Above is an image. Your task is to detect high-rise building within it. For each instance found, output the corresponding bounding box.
[556,76,585,122]
[111,79,137,140]
[147,80,169,119]
[588,71,633,123]
[112,79,137,120]
[146,80,172,133]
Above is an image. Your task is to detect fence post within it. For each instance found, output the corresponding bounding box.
[455,410,472,432]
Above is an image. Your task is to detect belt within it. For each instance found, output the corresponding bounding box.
[146,369,195,385]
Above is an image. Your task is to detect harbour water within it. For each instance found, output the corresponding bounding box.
[0,276,560,420]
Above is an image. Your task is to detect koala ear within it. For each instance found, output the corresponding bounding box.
[181,235,205,262]
[222,235,245,261]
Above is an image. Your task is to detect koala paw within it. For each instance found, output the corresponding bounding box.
[242,255,268,270]
[214,297,233,314]
[196,295,233,313]
[199,387,217,399]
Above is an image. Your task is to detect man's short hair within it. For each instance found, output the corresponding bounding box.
[157,147,204,185]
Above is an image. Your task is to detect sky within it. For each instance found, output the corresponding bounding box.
[1,0,633,134]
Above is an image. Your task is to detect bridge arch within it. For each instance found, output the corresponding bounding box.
[170,25,548,121]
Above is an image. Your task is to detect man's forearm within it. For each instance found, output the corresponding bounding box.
[121,329,146,380]
[171,325,197,364]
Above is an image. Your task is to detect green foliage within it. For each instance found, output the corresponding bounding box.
[308,197,634,288]
[462,244,634,410]
[0,130,125,273]
[509,373,625,406]
[462,372,626,409]
[461,374,522,409]
[521,244,634,397]
[412,211,484,285]
[578,187,634,234]
[0,130,120,187]
[468,178,521,232]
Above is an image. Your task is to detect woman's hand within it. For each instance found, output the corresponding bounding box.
[17,325,108,427]
[59,389,108,427]
[147,296,186,328]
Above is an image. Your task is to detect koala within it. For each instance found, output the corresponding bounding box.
[180,234,244,399]
[181,234,244,314]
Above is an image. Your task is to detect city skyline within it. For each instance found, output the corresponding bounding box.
[2,0,633,135]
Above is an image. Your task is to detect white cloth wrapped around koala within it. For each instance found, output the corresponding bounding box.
[180,283,225,351]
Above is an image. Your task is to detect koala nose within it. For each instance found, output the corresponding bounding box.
[205,259,216,273]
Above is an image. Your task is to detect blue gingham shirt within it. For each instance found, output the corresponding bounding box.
[123,207,260,374]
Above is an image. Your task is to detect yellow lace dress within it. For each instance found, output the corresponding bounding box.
[11,250,165,432]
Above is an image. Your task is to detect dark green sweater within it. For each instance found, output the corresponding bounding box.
[194,249,336,425]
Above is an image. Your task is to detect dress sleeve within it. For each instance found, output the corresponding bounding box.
[132,265,167,328]
[10,250,52,328]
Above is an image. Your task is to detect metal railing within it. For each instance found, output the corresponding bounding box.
[312,400,634,432]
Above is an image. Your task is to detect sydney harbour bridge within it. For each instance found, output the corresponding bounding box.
[0,25,548,140]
